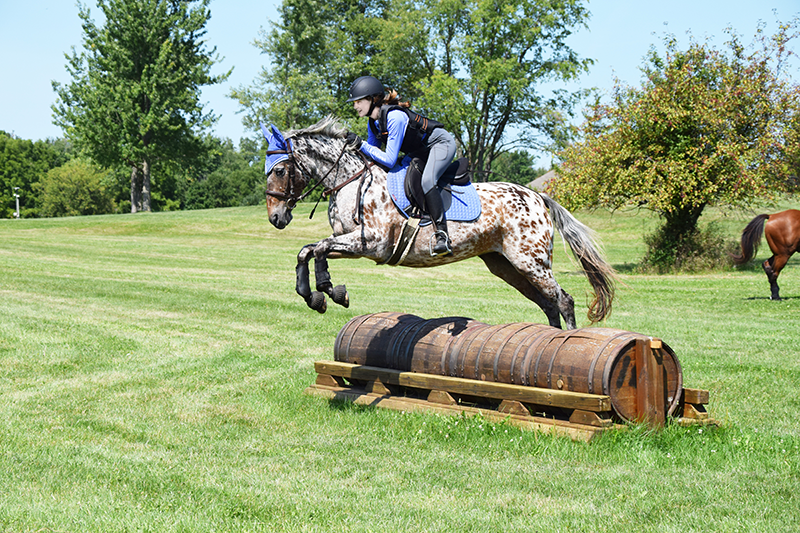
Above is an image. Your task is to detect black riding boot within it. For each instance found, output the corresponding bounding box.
[424,189,452,256]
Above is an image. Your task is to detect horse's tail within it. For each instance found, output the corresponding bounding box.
[731,214,769,265]
[540,193,617,324]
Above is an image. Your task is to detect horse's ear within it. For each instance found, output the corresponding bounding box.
[270,125,287,150]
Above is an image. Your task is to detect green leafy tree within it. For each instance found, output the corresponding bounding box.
[177,137,265,209]
[488,150,547,186]
[552,21,800,268]
[36,158,116,217]
[0,132,72,218]
[234,0,591,176]
[52,0,230,213]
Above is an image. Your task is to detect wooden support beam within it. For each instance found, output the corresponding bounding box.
[314,361,612,413]
[316,373,345,387]
[682,388,710,405]
[305,384,620,442]
[569,409,613,428]
[427,390,457,406]
[498,400,530,417]
[634,338,665,427]
[365,379,391,396]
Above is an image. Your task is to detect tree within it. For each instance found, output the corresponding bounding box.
[52,0,230,213]
[0,132,72,218]
[233,0,591,176]
[551,21,800,267]
[36,158,116,217]
[488,150,548,186]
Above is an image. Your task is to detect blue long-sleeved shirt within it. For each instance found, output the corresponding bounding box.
[359,108,409,168]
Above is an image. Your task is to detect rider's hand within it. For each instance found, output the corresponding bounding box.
[345,131,362,150]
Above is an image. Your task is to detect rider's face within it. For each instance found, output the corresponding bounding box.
[352,98,372,118]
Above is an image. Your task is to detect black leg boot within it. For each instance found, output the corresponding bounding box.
[424,189,452,256]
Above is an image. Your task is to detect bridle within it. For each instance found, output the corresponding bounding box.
[265,136,376,219]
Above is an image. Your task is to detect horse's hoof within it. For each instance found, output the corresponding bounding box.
[307,291,327,313]
[331,285,349,308]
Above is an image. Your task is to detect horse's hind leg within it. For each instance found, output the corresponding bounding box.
[763,254,789,301]
[479,253,573,328]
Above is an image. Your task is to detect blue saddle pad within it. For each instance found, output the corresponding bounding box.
[386,158,482,223]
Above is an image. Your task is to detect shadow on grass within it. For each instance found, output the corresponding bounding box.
[612,263,640,274]
[744,295,798,301]
[327,397,378,413]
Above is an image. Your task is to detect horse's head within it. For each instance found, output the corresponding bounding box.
[262,119,361,229]
[262,124,308,229]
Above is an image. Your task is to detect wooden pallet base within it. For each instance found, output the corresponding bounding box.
[306,361,715,441]
[306,382,621,442]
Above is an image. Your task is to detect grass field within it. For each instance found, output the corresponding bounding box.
[1,200,798,532]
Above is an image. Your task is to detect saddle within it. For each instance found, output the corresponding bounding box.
[403,157,471,218]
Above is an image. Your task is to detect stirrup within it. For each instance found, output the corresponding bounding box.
[430,230,452,257]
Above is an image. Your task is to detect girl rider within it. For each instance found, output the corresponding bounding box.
[345,76,457,257]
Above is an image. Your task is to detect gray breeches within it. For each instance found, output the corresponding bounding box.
[421,128,457,194]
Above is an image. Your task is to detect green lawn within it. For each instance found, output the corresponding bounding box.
[0,201,798,532]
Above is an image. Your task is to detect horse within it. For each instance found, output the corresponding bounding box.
[732,209,800,300]
[263,117,616,329]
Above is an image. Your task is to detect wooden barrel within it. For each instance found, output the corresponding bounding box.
[334,312,683,422]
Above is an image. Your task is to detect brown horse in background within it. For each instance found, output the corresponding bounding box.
[732,209,800,300]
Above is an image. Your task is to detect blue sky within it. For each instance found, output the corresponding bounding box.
[1,0,798,162]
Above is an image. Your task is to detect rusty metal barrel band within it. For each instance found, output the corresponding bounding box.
[473,324,513,381]
[586,331,636,394]
[493,324,536,383]
[337,312,377,361]
[545,330,582,389]
[390,317,430,370]
[523,328,563,387]
[460,324,492,378]
[445,323,486,377]
[506,324,542,385]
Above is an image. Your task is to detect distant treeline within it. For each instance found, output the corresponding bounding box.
[1,131,266,218]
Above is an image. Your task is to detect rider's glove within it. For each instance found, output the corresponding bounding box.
[345,131,362,150]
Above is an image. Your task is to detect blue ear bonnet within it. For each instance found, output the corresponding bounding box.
[261,123,290,174]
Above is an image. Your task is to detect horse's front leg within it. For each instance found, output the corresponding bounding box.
[296,229,387,313]
[296,244,328,313]
[313,255,349,308]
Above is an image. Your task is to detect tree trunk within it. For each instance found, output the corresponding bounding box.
[141,159,151,212]
[130,166,142,213]
[662,202,706,245]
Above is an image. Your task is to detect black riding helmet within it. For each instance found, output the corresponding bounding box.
[347,75,385,102]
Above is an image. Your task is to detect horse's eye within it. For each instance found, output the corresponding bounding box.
[275,167,286,178]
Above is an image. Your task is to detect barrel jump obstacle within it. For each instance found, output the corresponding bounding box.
[306,313,714,441]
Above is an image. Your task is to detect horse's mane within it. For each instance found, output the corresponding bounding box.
[286,116,348,140]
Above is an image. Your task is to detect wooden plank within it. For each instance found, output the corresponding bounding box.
[365,379,390,395]
[682,388,710,405]
[498,400,530,417]
[316,373,345,387]
[314,361,612,413]
[427,390,457,405]
[569,409,613,428]
[634,338,665,427]
[305,384,620,442]
[681,402,709,420]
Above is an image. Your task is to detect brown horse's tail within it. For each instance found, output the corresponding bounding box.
[540,193,617,324]
[731,214,769,265]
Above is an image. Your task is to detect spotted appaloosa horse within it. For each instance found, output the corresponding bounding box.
[732,209,800,300]
[264,117,616,329]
